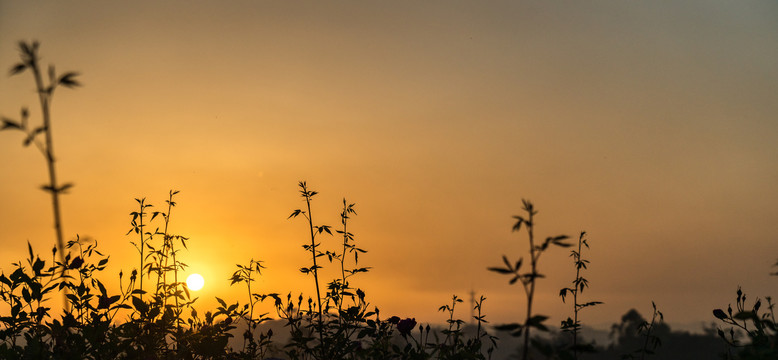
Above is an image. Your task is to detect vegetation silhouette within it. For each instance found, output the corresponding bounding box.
[2,40,777,360]
[1,40,81,309]
[559,231,602,359]
[713,287,778,359]
[488,199,571,360]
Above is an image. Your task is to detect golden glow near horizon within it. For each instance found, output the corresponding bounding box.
[1,1,778,327]
[186,273,205,291]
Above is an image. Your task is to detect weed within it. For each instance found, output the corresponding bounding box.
[713,287,778,359]
[559,231,602,358]
[126,197,158,301]
[1,41,81,309]
[488,199,571,360]
[230,258,276,358]
[618,301,663,359]
[288,181,332,358]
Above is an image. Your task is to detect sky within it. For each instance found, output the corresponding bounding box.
[1,1,777,330]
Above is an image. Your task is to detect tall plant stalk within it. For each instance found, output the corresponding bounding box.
[128,197,156,301]
[230,257,268,355]
[337,199,358,324]
[560,231,602,359]
[1,41,80,288]
[523,204,537,359]
[304,184,323,325]
[289,181,332,356]
[161,191,178,308]
[489,200,570,360]
[639,302,663,360]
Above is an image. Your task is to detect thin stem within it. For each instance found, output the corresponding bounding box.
[573,235,582,357]
[163,191,179,332]
[303,188,325,356]
[523,209,535,360]
[640,320,652,360]
[247,262,254,321]
[339,200,348,326]
[27,48,69,312]
[138,199,146,301]
[31,58,64,262]
[476,296,483,347]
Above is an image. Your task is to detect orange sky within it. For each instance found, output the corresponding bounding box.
[1,1,777,330]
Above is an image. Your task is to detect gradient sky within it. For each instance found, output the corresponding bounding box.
[1,1,777,330]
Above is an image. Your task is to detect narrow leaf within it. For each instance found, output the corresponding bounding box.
[9,63,26,75]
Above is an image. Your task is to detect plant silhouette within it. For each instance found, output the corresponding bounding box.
[3,40,777,360]
[488,199,571,360]
[1,41,81,308]
[713,287,778,359]
[559,231,602,359]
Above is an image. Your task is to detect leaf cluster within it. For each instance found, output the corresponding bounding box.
[488,199,569,360]
[713,287,778,359]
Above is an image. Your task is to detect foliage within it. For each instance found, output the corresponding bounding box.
[0,186,498,359]
[488,199,571,360]
[612,302,664,360]
[713,288,778,359]
[559,231,602,359]
[3,40,777,360]
[1,40,80,300]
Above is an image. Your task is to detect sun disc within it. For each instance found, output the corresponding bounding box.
[186,273,204,291]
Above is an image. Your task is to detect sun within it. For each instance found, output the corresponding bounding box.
[186,273,204,291]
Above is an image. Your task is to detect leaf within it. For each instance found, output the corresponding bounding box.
[521,199,534,212]
[22,287,31,303]
[58,72,81,88]
[501,255,512,269]
[551,235,572,247]
[527,315,549,331]
[494,323,522,331]
[713,309,728,320]
[19,41,38,57]
[1,117,22,130]
[733,311,756,321]
[58,183,74,194]
[317,225,332,235]
[9,63,26,75]
[579,301,603,308]
[148,306,160,319]
[512,216,524,231]
[132,296,148,314]
[32,258,45,274]
[216,297,227,308]
[579,298,601,307]
[288,209,302,219]
[487,267,512,275]
[23,133,36,147]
